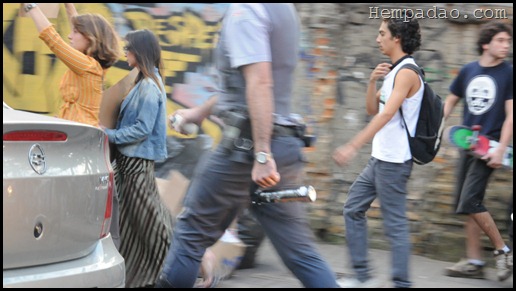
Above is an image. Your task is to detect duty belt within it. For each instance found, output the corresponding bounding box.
[229,124,298,139]
[273,125,298,137]
[229,124,299,152]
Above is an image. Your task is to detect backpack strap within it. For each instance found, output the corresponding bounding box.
[398,63,425,79]
[394,63,424,138]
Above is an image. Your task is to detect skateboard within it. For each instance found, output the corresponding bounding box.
[444,125,513,169]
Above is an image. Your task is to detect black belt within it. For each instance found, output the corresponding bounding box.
[273,125,298,137]
[221,124,299,152]
[230,125,298,152]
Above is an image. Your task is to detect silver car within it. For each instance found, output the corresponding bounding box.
[3,104,125,288]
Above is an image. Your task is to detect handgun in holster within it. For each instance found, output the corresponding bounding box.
[219,111,252,152]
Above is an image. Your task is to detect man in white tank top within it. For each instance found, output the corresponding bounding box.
[333,11,423,288]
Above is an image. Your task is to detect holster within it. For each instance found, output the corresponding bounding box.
[219,111,313,157]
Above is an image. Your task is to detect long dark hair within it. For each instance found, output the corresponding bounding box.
[125,29,164,92]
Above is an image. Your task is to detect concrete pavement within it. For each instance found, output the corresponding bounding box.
[216,238,513,288]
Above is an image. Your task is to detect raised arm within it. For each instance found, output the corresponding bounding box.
[64,3,78,31]
[23,3,52,33]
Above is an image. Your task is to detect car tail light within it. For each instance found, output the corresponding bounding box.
[3,130,67,141]
[99,135,114,239]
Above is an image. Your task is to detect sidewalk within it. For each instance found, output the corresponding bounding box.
[216,238,513,288]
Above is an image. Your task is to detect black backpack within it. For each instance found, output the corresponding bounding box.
[397,63,445,165]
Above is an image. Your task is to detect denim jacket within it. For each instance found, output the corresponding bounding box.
[105,69,168,162]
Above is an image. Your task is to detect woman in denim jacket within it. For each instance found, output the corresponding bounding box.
[103,29,172,288]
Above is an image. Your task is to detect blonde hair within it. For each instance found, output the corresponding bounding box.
[72,13,120,69]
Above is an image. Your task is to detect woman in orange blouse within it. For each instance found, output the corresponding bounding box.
[23,3,122,253]
[23,3,120,126]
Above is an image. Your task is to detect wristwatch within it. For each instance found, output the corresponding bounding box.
[255,152,272,164]
[24,3,38,13]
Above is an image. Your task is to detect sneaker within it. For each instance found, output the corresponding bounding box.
[337,277,384,288]
[494,250,513,281]
[444,258,485,279]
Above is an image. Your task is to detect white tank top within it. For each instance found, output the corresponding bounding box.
[371,58,424,163]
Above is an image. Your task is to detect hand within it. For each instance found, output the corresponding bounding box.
[333,143,359,167]
[195,249,217,288]
[482,147,505,169]
[370,63,392,82]
[168,108,197,134]
[168,113,184,132]
[252,159,280,189]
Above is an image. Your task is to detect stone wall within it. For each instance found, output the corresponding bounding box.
[294,3,513,262]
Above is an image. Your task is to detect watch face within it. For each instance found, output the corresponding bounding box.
[25,3,35,11]
[256,152,268,164]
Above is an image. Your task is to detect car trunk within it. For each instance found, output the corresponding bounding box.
[3,110,112,269]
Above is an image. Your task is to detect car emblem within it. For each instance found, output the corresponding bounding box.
[28,144,47,175]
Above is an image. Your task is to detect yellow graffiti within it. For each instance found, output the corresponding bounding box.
[4,4,70,113]
[166,12,220,49]
[3,3,223,141]
[122,10,221,49]
[123,11,160,33]
[161,50,201,80]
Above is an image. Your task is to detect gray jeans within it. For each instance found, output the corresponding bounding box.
[344,157,413,288]
[156,136,338,288]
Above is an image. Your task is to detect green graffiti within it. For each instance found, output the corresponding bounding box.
[421,67,450,83]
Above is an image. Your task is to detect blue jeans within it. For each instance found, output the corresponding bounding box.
[156,136,338,288]
[344,157,413,288]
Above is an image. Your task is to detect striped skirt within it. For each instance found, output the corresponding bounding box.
[113,152,173,288]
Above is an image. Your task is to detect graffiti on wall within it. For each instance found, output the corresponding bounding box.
[3,3,229,140]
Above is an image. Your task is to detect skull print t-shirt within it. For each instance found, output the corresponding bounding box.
[449,61,513,140]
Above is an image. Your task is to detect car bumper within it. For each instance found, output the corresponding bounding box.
[3,234,125,288]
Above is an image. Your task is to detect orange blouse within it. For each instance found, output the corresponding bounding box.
[39,25,105,127]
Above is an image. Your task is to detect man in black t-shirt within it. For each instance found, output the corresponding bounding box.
[443,21,513,282]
